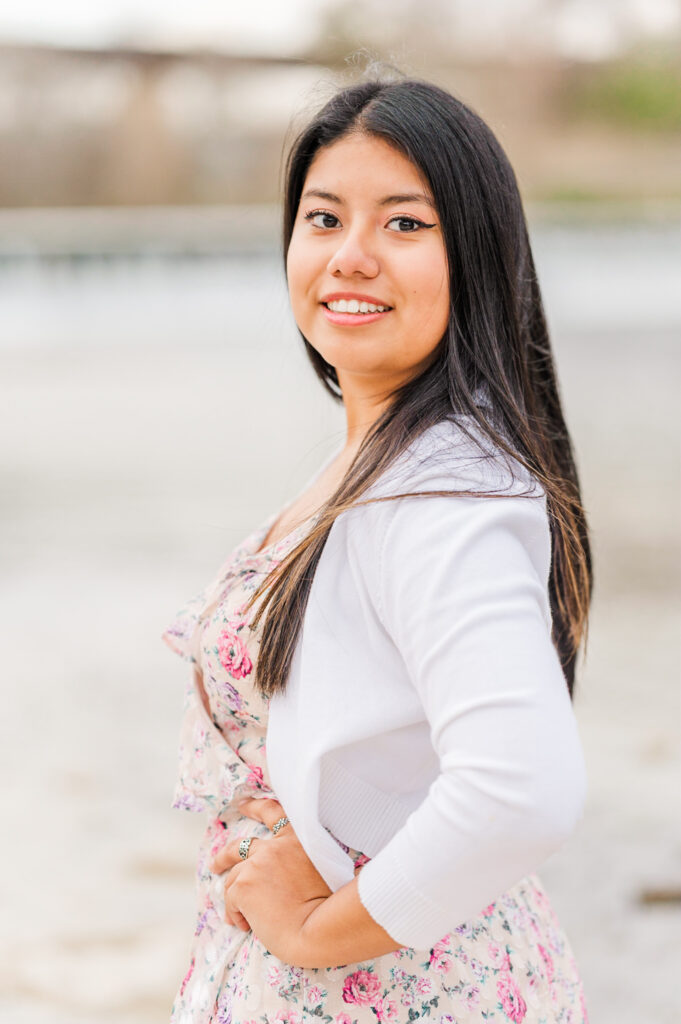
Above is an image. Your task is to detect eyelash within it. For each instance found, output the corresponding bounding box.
[303,209,435,233]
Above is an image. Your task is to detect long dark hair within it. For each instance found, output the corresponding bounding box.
[246,73,592,700]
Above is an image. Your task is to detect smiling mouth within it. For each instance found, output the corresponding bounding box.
[322,299,393,314]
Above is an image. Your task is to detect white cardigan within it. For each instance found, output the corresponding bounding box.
[265,416,587,952]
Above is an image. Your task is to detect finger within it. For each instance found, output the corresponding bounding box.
[223,870,251,932]
[210,836,259,874]
[225,905,251,932]
[236,796,287,831]
[224,890,251,931]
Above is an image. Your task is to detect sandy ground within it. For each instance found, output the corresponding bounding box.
[0,228,679,1023]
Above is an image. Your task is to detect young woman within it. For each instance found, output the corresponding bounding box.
[163,74,592,1024]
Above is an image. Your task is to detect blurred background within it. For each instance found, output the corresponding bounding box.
[0,2,679,1022]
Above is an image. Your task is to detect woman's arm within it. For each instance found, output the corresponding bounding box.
[299,873,403,967]
[341,482,587,951]
[210,796,402,968]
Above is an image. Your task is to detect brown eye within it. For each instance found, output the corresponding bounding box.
[305,211,340,229]
[387,216,437,233]
[388,216,427,233]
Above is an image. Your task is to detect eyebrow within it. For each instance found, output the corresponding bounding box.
[301,188,436,210]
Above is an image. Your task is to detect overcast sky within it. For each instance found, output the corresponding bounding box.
[0,0,678,57]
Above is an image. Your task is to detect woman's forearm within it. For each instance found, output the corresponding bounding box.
[298,875,403,969]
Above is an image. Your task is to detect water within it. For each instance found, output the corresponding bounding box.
[1,219,679,1023]
[0,222,679,352]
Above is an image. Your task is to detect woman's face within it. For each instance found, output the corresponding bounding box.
[286,133,450,394]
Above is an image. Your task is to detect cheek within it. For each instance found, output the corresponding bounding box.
[403,239,447,292]
[286,242,318,323]
[286,231,318,287]
[409,255,449,330]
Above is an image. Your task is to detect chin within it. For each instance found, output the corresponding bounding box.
[313,339,391,366]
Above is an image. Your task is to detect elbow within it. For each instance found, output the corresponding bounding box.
[524,737,588,854]
[475,729,589,864]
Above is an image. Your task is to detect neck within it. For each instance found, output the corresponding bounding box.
[336,369,398,453]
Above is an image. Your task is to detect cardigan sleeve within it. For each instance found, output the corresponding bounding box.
[355,473,587,950]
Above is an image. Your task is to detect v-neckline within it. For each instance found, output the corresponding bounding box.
[250,508,321,558]
[245,442,344,559]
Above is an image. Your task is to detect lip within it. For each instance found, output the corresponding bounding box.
[320,291,393,308]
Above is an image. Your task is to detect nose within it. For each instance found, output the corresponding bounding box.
[326,224,379,279]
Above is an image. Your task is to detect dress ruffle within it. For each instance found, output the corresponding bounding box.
[160,513,275,663]
[171,682,275,817]
[161,507,321,820]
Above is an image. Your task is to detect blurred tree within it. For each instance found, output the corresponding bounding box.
[563,48,681,131]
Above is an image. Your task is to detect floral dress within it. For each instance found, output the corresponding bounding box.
[162,507,589,1024]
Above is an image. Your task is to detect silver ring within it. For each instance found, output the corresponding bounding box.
[271,816,290,836]
[239,836,254,860]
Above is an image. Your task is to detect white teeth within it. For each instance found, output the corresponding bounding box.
[326,300,389,314]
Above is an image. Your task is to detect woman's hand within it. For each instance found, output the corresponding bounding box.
[210,796,333,963]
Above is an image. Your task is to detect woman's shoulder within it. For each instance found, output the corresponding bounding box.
[336,413,548,582]
[368,414,544,502]
[336,413,553,627]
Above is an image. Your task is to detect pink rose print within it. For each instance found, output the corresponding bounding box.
[246,764,264,789]
[266,964,283,989]
[342,968,382,1006]
[334,1015,353,1024]
[272,1011,302,1024]
[307,984,324,1007]
[429,937,452,974]
[538,943,555,983]
[497,971,527,1023]
[461,983,481,1010]
[488,941,512,971]
[374,995,399,1021]
[431,952,452,973]
[482,901,496,917]
[217,623,253,679]
[416,977,433,996]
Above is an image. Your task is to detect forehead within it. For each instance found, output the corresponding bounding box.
[303,133,432,199]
